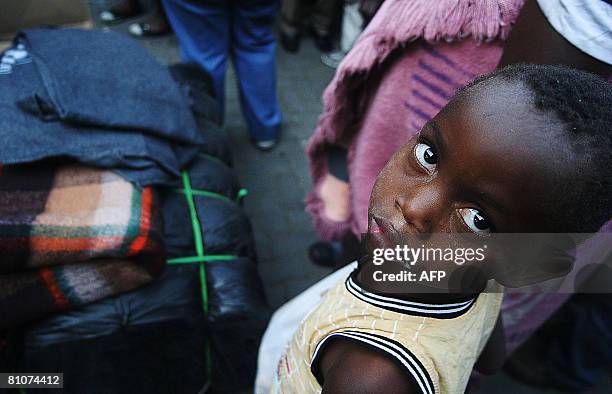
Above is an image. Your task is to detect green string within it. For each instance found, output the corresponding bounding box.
[179,170,212,382]
[172,154,246,384]
[191,152,249,204]
[181,172,205,262]
[168,255,237,264]
[175,188,230,203]
[174,187,249,204]
[199,153,225,165]
[236,188,248,203]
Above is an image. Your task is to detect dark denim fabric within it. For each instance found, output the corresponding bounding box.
[0,28,203,186]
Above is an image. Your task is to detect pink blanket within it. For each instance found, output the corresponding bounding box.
[306,0,524,240]
[305,0,612,355]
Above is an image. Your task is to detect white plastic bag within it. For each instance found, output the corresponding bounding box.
[254,262,358,394]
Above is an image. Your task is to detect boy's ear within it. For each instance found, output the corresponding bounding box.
[487,234,576,288]
[492,253,574,288]
[447,265,489,293]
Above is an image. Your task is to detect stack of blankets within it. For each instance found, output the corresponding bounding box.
[0,164,164,329]
[0,28,270,394]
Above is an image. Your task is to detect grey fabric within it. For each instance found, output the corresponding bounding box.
[0,28,204,186]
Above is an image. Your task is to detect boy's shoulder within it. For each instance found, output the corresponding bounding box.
[319,338,421,394]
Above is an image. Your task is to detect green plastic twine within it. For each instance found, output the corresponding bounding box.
[168,255,237,264]
[179,170,213,382]
[175,188,231,203]
[198,153,225,165]
[181,173,204,258]
[236,188,248,203]
[173,164,249,383]
[180,171,208,312]
[174,187,249,205]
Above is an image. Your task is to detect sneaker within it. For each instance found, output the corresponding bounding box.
[310,27,334,53]
[308,241,342,268]
[254,139,277,151]
[99,0,142,24]
[321,51,346,69]
[280,31,301,53]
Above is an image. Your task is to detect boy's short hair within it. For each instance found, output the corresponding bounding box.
[459,64,612,233]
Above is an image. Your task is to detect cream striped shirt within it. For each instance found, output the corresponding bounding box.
[272,269,503,394]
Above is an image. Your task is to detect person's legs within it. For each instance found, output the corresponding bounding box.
[100,0,142,23]
[278,0,303,52]
[310,0,341,52]
[320,146,351,221]
[128,0,171,37]
[321,1,363,69]
[280,0,302,36]
[162,0,230,119]
[231,0,282,144]
[339,1,363,53]
[310,0,340,36]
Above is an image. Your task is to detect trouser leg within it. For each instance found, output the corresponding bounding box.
[310,0,341,36]
[232,0,282,142]
[280,0,302,36]
[162,0,230,120]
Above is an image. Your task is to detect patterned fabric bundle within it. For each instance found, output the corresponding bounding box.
[0,163,165,329]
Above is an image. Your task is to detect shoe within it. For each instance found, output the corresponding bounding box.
[254,139,278,151]
[310,28,334,53]
[321,51,346,69]
[309,241,342,268]
[309,235,362,269]
[128,10,170,37]
[128,22,170,37]
[280,31,301,53]
[99,0,142,24]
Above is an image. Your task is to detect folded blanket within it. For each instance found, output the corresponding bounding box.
[0,29,204,187]
[0,163,165,329]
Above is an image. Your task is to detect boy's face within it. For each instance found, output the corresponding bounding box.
[366,80,580,287]
[368,79,575,237]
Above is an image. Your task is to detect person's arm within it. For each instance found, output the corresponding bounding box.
[319,339,419,394]
[474,314,506,375]
[498,0,612,77]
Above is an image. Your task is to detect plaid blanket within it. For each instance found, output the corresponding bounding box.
[0,163,165,329]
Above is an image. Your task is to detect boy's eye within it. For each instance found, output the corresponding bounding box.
[414,142,437,172]
[458,208,491,235]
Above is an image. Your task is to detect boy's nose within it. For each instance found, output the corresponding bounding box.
[396,186,446,233]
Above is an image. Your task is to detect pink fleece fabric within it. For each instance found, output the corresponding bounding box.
[304,0,612,358]
[306,0,524,240]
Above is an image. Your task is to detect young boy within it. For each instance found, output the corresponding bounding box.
[272,65,611,393]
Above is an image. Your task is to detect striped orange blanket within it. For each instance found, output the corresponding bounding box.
[0,163,165,329]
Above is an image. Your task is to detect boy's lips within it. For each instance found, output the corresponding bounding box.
[372,215,398,236]
[367,215,398,250]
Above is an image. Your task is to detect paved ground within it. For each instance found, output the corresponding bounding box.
[89,2,610,392]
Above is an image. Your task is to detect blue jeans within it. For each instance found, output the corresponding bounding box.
[163,0,282,142]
